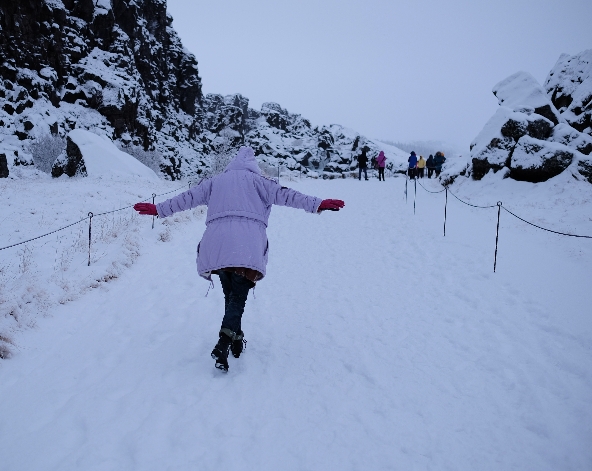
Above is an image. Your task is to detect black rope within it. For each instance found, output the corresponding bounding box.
[0,216,89,251]
[501,206,592,239]
[91,184,187,218]
[445,186,497,209]
[0,183,190,252]
[415,178,592,239]
[417,180,446,193]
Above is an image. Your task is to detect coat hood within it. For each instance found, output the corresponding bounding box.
[224,146,261,175]
[378,151,385,159]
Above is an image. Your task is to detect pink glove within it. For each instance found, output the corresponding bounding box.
[317,199,345,212]
[133,203,158,216]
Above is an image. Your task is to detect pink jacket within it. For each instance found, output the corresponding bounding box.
[376,151,387,168]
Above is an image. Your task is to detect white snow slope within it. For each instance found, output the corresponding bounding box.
[0,170,591,471]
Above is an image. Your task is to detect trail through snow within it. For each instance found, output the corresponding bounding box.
[0,176,591,470]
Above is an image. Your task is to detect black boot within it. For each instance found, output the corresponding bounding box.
[231,330,247,358]
[211,332,233,372]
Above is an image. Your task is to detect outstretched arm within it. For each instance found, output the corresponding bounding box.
[133,179,213,218]
[258,178,344,213]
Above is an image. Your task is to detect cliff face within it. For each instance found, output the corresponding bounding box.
[0,0,207,179]
[1,1,199,133]
[0,0,407,180]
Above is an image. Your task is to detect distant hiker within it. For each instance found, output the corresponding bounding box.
[417,155,426,178]
[426,154,435,178]
[376,150,387,181]
[407,151,418,179]
[133,146,345,373]
[434,151,446,177]
[357,148,369,181]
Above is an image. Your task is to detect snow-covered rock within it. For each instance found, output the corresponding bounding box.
[493,71,562,125]
[548,123,592,156]
[466,51,592,183]
[0,152,8,178]
[545,49,592,135]
[0,0,201,179]
[510,136,574,182]
[470,107,554,180]
[51,129,159,180]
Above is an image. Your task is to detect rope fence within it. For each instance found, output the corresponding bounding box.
[0,182,192,258]
[2,175,591,274]
[408,175,592,272]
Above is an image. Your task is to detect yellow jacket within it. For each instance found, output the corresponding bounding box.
[417,157,426,169]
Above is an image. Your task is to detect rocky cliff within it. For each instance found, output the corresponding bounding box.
[0,0,407,181]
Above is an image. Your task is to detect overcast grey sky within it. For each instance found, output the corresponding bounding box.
[166,0,592,152]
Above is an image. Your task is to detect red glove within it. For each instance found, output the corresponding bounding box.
[317,199,345,212]
[133,203,158,216]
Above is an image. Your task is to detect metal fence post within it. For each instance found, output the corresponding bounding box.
[151,193,156,229]
[494,202,502,272]
[414,178,417,214]
[405,176,408,202]
[87,212,93,266]
[443,187,448,236]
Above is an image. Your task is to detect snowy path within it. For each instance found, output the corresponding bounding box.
[1,178,591,470]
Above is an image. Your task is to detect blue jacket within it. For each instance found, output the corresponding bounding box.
[408,153,417,168]
[433,153,446,170]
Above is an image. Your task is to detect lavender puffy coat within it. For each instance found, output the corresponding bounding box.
[156,147,322,280]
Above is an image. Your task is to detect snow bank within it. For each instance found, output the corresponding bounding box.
[67,129,159,180]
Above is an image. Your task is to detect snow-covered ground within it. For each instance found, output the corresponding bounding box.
[1,169,591,470]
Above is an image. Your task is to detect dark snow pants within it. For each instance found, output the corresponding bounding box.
[218,271,254,335]
[378,167,385,181]
[358,167,368,180]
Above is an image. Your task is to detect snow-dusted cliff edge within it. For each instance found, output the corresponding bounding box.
[0,0,407,181]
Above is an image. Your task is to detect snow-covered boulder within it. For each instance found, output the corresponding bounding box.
[577,155,592,184]
[465,51,592,184]
[0,153,8,178]
[548,123,592,156]
[51,136,87,178]
[493,71,562,125]
[470,107,554,180]
[51,129,159,180]
[510,136,574,182]
[545,50,592,135]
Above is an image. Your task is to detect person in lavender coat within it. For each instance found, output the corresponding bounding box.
[134,146,345,372]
